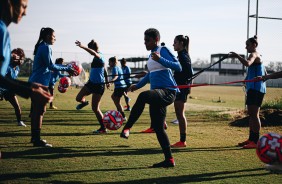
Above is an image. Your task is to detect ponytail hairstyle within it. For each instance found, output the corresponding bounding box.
[247,35,258,47]
[55,58,64,64]
[88,39,99,52]
[175,35,190,52]
[33,27,54,55]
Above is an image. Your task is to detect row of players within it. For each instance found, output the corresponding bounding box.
[1,0,282,167]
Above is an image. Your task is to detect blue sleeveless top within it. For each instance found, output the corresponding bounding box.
[246,63,266,94]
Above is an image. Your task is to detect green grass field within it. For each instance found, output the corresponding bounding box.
[1,85,282,183]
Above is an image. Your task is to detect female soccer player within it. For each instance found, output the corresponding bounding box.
[29,27,74,147]
[120,58,132,111]
[229,35,266,149]
[108,56,127,120]
[1,48,27,127]
[75,40,109,133]
[0,0,53,148]
[120,28,182,167]
[48,58,69,109]
[171,35,193,148]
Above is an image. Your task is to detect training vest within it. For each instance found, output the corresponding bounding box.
[147,47,169,73]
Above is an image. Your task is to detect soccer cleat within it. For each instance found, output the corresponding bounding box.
[33,139,52,147]
[49,105,58,109]
[76,101,89,110]
[171,119,179,124]
[237,139,251,147]
[152,158,175,168]
[140,128,155,133]
[17,121,27,127]
[93,128,107,134]
[120,128,130,139]
[242,141,257,149]
[124,107,131,111]
[171,141,187,148]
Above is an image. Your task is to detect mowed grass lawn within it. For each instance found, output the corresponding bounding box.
[1,84,282,184]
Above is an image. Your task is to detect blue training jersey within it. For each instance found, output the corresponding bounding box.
[6,65,20,79]
[49,70,68,86]
[28,42,70,86]
[136,46,181,91]
[246,63,266,94]
[89,52,105,84]
[122,66,132,85]
[0,20,11,77]
[112,66,126,88]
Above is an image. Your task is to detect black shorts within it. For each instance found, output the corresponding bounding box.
[0,87,15,101]
[175,88,190,102]
[113,87,126,97]
[85,80,105,95]
[246,89,265,107]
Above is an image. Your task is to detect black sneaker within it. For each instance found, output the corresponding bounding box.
[76,101,89,110]
[152,159,175,168]
[33,139,52,147]
[120,128,130,139]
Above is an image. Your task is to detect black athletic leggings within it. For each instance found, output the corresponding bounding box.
[124,88,176,159]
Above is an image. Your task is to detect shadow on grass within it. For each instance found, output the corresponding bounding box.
[0,167,269,183]
[2,144,243,160]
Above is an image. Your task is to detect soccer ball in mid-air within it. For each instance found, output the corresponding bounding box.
[256,132,282,164]
[103,110,124,130]
[59,77,71,88]
[68,61,82,76]
[58,85,67,93]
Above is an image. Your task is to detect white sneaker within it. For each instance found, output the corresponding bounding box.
[17,121,27,127]
[171,119,179,124]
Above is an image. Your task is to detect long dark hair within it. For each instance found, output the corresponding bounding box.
[175,35,190,52]
[33,27,54,55]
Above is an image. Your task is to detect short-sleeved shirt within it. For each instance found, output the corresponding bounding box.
[112,66,126,89]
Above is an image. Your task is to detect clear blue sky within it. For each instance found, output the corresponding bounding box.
[8,0,282,64]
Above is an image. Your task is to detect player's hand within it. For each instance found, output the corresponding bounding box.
[228,52,238,58]
[128,84,137,92]
[151,52,160,61]
[30,83,53,104]
[106,83,111,89]
[75,40,82,48]
[254,76,267,82]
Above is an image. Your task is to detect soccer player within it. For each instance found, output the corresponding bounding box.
[0,48,27,127]
[120,28,182,167]
[48,58,69,109]
[75,40,110,133]
[120,58,132,111]
[108,56,127,121]
[28,27,74,147]
[171,35,194,148]
[0,0,53,148]
[229,35,266,149]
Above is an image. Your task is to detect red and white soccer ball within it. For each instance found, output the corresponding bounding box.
[102,110,124,130]
[68,61,82,76]
[256,132,282,164]
[58,85,67,93]
[59,77,71,88]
